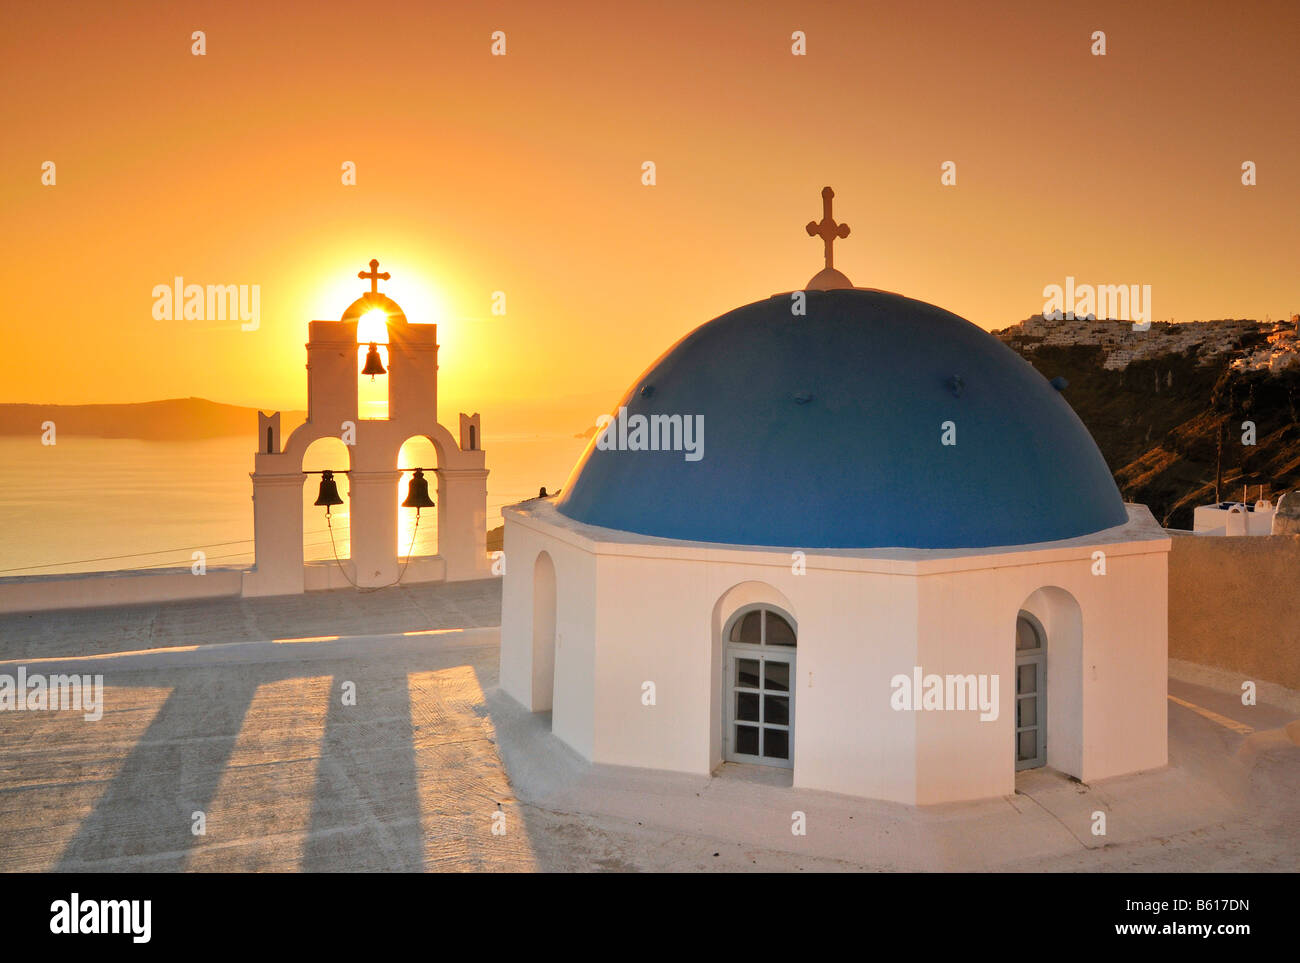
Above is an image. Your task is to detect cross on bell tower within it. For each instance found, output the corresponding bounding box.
[358,258,390,294]
[804,187,855,291]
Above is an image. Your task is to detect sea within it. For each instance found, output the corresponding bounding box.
[0,432,589,578]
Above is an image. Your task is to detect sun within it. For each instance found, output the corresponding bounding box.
[356,308,389,344]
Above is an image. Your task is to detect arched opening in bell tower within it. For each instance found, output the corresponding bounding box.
[356,309,390,421]
[398,435,439,559]
[302,436,352,563]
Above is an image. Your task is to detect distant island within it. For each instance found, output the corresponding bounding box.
[0,398,305,441]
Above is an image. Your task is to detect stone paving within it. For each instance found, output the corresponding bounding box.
[0,579,1296,872]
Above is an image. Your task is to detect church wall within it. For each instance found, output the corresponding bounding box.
[305,322,358,428]
[912,538,1169,803]
[786,566,920,803]
[583,555,815,775]
[913,567,1016,805]
[244,472,307,597]
[1077,546,1168,782]
[499,513,598,759]
[498,519,537,708]
[582,551,922,801]
[437,469,492,581]
[550,541,598,760]
[500,503,1169,806]
[591,553,719,773]
[386,332,438,423]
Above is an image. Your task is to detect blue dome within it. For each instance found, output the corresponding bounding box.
[556,289,1127,550]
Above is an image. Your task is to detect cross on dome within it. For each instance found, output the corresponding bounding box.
[807,187,850,269]
[358,258,391,294]
[804,187,855,291]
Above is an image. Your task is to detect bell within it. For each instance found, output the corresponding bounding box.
[361,342,386,379]
[401,468,436,509]
[314,470,345,512]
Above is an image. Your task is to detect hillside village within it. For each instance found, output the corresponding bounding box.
[992,312,1300,530]
[995,313,1300,373]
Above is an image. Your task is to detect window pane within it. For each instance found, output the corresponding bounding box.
[736,658,760,689]
[763,660,790,692]
[766,612,796,646]
[1017,696,1037,728]
[735,725,759,755]
[764,729,789,760]
[1017,663,1037,695]
[731,610,762,644]
[736,691,760,723]
[1016,616,1041,651]
[764,695,790,726]
[1017,729,1037,762]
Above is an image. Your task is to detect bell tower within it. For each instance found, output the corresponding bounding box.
[243,259,491,596]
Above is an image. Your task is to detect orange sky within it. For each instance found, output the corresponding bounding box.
[2,0,1297,419]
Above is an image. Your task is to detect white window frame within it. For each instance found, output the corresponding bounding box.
[1015,611,1047,771]
[722,604,797,769]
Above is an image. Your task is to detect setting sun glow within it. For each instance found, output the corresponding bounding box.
[357,308,390,345]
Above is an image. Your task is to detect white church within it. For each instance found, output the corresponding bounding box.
[499,189,1171,805]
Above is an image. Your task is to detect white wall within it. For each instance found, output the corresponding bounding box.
[499,513,927,797]
[785,566,919,803]
[1194,504,1274,536]
[0,568,243,615]
[499,503,1171,805]
[914,568,1016,804]
[499,516,543,708]
[592,552,717,772]
[499,506,598,759]
[1079,547,1169,782]
[912,542,1169,802]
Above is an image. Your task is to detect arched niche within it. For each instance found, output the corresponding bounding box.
[1017,586,1084,779]
[532,551,558,714]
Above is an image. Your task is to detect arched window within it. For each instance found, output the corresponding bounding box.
[727,606,797,647]
[1016,611,1045,651]
[723,604,797,768]
[1015,611,1046,770]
